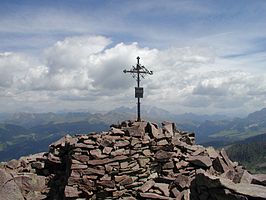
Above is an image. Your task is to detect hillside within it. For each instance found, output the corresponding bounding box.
[226,133,266,173]
[0,121,109,161]
[0,123,34,151]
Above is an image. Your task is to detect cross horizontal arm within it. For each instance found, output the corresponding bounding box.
[123,70,153,75]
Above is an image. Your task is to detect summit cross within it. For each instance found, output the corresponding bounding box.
[123,56,153,122]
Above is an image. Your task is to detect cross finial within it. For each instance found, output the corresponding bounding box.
[137,56,140,65]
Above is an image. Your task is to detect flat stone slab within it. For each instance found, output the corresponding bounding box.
[139,192,171,199]
[187,155,212,168]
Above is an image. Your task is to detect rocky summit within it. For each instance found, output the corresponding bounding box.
[1,120,266,200]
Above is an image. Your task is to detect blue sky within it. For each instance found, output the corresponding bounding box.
[0,0,266,116]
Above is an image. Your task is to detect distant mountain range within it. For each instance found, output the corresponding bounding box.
[1,106,266,161]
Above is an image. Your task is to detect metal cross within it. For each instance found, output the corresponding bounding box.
[123,56,153,122]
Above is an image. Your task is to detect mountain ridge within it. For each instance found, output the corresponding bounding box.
[1,106,266,161]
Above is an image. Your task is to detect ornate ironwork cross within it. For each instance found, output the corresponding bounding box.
[123,56,153,122]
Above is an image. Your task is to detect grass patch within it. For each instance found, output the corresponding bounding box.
[210,128,266,140]
[210,130,240,138]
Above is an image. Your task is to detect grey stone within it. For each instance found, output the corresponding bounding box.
[0,169,24,200]
[206,147,219,159]
[251,174,266,186]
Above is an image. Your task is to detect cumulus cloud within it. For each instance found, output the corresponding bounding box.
[0,35,266,114]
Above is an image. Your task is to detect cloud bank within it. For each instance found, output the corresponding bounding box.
[0,35,265,115]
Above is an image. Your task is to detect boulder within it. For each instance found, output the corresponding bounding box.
[0,168,24,200]
[194,171,266,199]
[187,155,212,168]
[251,174,266,186]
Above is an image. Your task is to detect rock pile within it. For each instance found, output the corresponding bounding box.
[1,120,266,200]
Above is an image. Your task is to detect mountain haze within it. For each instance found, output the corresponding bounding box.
[1,106,266,161]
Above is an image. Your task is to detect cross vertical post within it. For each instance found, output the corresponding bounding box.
[123,56,153,122]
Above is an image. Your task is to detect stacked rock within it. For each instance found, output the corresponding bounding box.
[0,120,266,200]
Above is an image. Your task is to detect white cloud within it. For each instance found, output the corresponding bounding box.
[0,35,266,115]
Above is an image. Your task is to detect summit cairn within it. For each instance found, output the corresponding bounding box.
[0,120,266,199]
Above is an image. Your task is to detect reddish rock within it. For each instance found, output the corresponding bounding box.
[124,126,142,137]
[47,153,61,164]
[80,178,96,190]
[187,155,212,168]
[64,186,81,198]
[115,140,130,147]
[68,177,83,185]
[139,192,169,199]
[82,167,105,176]
[50,134,72,148]
[72,154,90,162]
[171,187,181,198]
[157,139,169,146]
[111,127,125,135]
[133,121,148,133]
[221,170,237,182]
[83,139,95,145]
[175,160,189,169]
[90,149,103,158]
[71,164,87,170]
[100,139,113,147]
[74,143,95,149]
[212,156,229,173]
[6,159,20,169]
[206,147,219,159]
[31,161,45,169]
[162,121,175,135]
[105,165,113,172]
[113,190,126,197]
[155,150,173,161]
[111,149,126,156]
[143,149,152,156]
[13,173,46,192]
[131,138,141,146]
[115,175,127,183]
[240,170,253,184]
[103,146,113,154]
[145,122,162,139]
[138,180,155,193]
[191,147,205,156]
[251,174,266,186]
[154,183,170,196]
[98,180,115,188]
[87,158,110,166]
[174,174,191,189]
[120,176,134,186]
[220,149,235,168]
[163,161,174,169]
[120,161,129,169]
[138,158,150,168]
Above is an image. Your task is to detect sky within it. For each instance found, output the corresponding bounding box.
[0,0,266,116]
